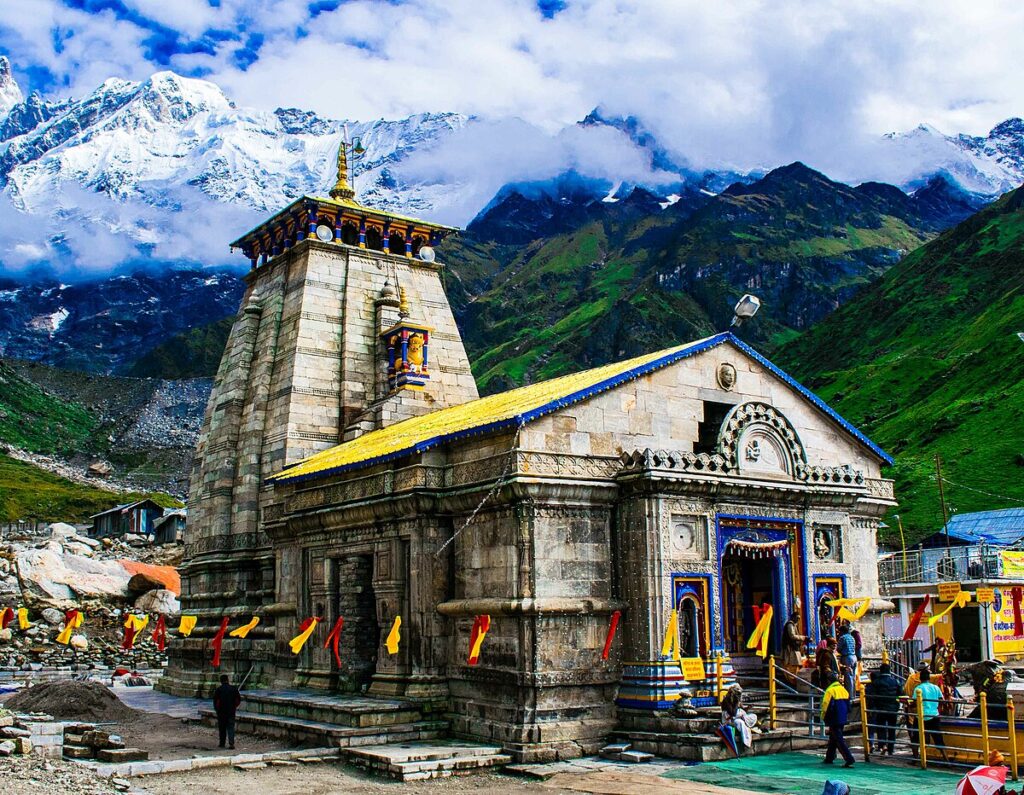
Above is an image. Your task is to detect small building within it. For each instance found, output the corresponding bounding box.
[89,500,165,540]
[880,508,1024,663]
[153,510,186,545]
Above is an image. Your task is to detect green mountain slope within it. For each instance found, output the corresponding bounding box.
[125,316,234,378]
[449,164,972,394]
[777,187,1024,543]
[0,360,100,455]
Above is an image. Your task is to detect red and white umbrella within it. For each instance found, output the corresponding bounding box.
[956,765,1008,795]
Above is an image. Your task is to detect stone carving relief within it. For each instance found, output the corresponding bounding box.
[719,403,804,477]
[811,523,842,562]
[717,362,738,391]
[670,514,708,559]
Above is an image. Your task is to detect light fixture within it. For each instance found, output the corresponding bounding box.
[315,224,333,243]
[352,137,365,156]
[730,294,761,328]
[418,246,435,263]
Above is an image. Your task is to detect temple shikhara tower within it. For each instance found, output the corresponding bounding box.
[163,140,896,761]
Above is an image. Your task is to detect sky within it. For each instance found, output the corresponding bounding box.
[2,0,1024,172]
[1,0,1024,279]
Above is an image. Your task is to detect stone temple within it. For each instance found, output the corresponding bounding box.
[162,144,897,761]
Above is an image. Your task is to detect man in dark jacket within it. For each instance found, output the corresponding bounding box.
[865,662,903,755]
[821,671,855,767]
[213,674,241,749]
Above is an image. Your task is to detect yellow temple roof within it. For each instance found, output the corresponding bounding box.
[271,334,724,484]
[269,330,892,485]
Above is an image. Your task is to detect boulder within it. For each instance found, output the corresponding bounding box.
[0,740,14,757]
[15,543,131,607]
[41,608,63,625]
[87,461,113,478]
[123,534,148,546]
[48,522,79,539]
[70,634,89,651]
[134,589,180,616]
[0,629,11,642]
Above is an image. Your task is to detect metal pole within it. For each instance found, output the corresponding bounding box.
[1010,699,1019,782]
[936,455,951,554]
[916,689,928,769]
[859,687,871,762]
[768,655,777,730]
[981,692,990,762]
[896,514,908,579]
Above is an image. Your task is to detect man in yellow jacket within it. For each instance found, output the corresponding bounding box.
[821,671,855,767]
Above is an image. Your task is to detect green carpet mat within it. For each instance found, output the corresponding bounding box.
[661,751,963,795]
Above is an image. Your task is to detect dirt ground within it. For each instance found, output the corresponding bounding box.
[132,762,751,795]
[115,712,295,760]
[135,763,559,795]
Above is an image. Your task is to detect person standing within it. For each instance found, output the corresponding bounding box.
[836,625,857,697]
[821,671,855,768]
[913,668,948,761]
[782,611,809,674]
[213,674,242,749]
[865,662,903,755]
[814,636,840,688]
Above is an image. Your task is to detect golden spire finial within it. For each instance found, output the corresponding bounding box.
[329,135,356,202]
[398,287,410,319]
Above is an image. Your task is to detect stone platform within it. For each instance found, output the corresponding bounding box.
[198,689,448,748]
[343,741,512,781]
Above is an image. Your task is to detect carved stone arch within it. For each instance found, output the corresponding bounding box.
[717,402,807,479]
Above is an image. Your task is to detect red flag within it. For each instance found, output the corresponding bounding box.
[122,625,137,650]
[1013,588,1023,637]
[211,617,230,668]
[0,607,12,630]
[903,595,931,641]
[468,615,491,665]
[602,610,621,660]
[151,615,167,652]
[323,616,344,668]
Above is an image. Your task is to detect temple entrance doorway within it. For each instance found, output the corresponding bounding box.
[721,551,784,658]
[332,554,379,690]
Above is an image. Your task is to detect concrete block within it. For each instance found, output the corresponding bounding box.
[96,748,149,763]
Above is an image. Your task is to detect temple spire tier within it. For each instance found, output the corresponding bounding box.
[329,136,356,202]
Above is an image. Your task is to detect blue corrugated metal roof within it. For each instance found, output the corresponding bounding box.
[923,508,1024,547]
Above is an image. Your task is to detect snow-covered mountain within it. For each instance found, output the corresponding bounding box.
[875,119,1024,196]
[0,56,22,118]
[1,54,1023,287]
[0,59,468,221]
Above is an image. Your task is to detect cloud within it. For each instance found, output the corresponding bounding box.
[0,182,258,280]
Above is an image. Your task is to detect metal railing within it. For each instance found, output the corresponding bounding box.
[879,546,1003,591]
[733,654,1021,779]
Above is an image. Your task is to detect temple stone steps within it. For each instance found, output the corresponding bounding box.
[344,741,512,781]
[198,708,448,747]
[610,727,825,762]
[239,690,427,728]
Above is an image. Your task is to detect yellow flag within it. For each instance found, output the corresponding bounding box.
[385,616,402,655]
[289,618,319,654]
[660,609,681,662]
[17,608,30,630]
[124,614,149,632]
[56,622,75,645]
[230,616,260,638]
[827,597,871,622]
[71,611,83,628]
[928,591,971,627]
[177,615,197,636]
[746,606,774,658]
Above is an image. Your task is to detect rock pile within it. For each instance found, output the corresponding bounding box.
[0,707,34,757]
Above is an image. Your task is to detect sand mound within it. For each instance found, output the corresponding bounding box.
[6,680,140,722]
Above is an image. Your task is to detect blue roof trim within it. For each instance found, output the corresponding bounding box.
[726,334,893,465]
[274,330,891,485]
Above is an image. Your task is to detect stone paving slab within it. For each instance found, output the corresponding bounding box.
[76,745,341,778]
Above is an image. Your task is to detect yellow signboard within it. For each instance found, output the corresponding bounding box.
[991,588,1024,660]
[977,588,995,605]
[938,582,962,602]
[1002,551,1024,579]
[681,657,707,681]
